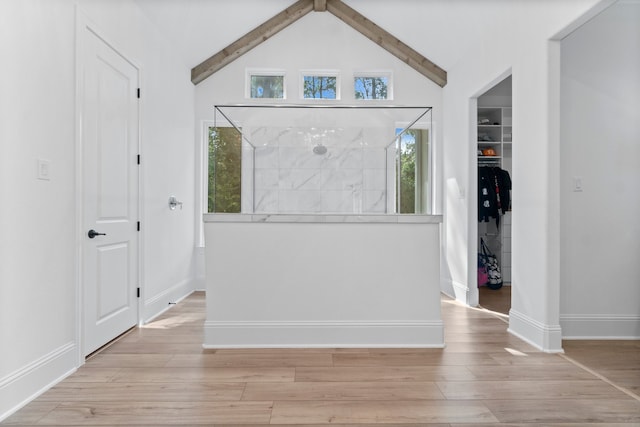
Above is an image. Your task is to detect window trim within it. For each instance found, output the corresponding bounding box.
[353,71,394,101]
[299,69,341,100]
[246,68,286,100]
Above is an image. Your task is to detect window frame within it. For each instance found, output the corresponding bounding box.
[246,69,286,100]
[300,70,341,100]
[353,71,393,101]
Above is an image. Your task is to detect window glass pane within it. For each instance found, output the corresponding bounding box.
[303,76,337,99]
[396,128,429,214]
[250,75,284,99]
[208,127,241,213]
[354,76,389,100]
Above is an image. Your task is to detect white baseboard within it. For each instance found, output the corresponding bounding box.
[143,277,196,323]
[0,342,76,422]
[560,314,640,339]
[508,309,563,353]
[204,320,445,349]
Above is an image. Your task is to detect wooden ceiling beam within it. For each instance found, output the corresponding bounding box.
[326,0,447,87]
[314,0,327,12]
[191,0,314,85]
[191,0,447,87]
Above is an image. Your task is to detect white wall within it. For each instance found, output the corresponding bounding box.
[0,2,78,416]
[560,0,640,338]
[440,0,607,351]
[0,0,195,419]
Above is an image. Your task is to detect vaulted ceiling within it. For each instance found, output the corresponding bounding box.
[133,0,492,84]
[190,0,447,86]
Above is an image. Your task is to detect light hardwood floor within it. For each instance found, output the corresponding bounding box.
[478,285,511,316]
[3,291,639,426]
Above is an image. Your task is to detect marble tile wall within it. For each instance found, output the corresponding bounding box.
[245,127,394,214]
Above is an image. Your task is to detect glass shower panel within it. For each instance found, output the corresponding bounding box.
[213,105,432,215]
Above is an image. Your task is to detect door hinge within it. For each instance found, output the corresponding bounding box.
[137,287,140,298]
[137,221,140,231]
[137,154,140,165]
[137,88,140,99]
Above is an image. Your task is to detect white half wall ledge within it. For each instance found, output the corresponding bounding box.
[560,315,640,340]
[203,320,445,349]
[508,309,564,353]
[204,219,443,349]
[0,342,76,422]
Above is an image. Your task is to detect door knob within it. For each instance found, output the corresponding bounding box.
[88,229,106,239]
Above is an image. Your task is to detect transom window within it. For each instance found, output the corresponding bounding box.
[247,70,285,99]
[301,71,339,100]
[354,73,392,100]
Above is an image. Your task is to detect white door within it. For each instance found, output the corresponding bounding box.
[82,29,139,356]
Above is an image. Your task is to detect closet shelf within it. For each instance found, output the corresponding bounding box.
[477,107,511,166]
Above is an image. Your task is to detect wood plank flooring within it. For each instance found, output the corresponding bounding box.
[478,285,511,315]
[3,291,639,426]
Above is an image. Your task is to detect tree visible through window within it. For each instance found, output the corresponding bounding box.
[303,75,337,99]
[250,75,284,99]
[354,76,389,100]
[208,127,241,213]
[397,128,429,214]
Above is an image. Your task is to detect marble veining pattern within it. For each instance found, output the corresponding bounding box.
[246,126,391,214]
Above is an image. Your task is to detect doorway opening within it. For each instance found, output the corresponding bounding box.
[476,75,512,315]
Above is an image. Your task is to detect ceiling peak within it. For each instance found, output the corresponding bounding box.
[314,0,327,12]
[191,0,447,87]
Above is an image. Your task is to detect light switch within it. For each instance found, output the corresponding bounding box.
[37,159,51,180]
[458,185,466,199]
[573,176,583,192]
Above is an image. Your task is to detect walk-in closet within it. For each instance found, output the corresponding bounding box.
[477,76,512,312]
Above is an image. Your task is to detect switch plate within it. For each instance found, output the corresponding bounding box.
[458,185,466,199]
[573,176,583,192]
[37,159,51,180]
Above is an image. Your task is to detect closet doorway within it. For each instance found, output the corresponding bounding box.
[476,75,512,315]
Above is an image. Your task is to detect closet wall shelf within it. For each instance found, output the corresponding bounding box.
[477,106,512,166]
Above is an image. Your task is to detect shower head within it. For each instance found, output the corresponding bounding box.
[313,144,327,155]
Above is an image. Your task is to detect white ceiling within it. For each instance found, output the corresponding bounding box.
[132,0,494,71]
[134,0,294,68]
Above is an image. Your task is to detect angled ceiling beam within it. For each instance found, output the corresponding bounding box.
[191,0,314,85]
[314,0,327,12]
[326,0,447,87]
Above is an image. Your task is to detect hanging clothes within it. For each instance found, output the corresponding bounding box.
[478,166,511,227]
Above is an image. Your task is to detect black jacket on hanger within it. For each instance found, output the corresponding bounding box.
[478,166,511,226]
